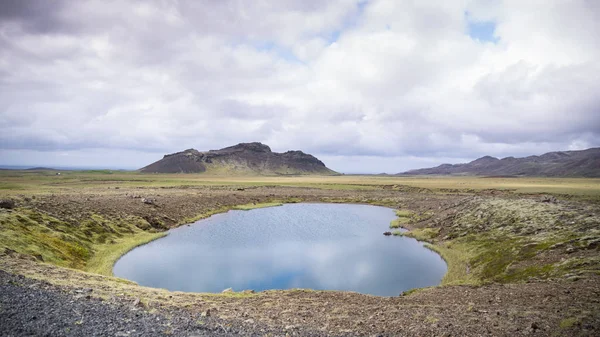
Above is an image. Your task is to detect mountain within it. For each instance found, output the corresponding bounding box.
[140,142,337,175]
[400,148,600,177]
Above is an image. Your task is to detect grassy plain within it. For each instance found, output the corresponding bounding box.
[2,169,600,196]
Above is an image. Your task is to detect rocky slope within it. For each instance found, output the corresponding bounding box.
[140,142,337,175]
[401,147,600,177]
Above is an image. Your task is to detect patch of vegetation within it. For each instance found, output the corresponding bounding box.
[85,231,167,275]
[410,211,435,223]
[181,198,304,225]
[424,242,478,285]
[559,317,580,329]
[2,170,599,196]
[181,206,233,225]
[233,202,284,210]
[389,210,412,228]
[398,227,440,242]
[0,209,91,269]
[414,198,600,285]
[0,208,166,275]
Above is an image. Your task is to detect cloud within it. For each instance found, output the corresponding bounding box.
[0,0,599,173]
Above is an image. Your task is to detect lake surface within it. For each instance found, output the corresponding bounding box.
[114,203,447,296]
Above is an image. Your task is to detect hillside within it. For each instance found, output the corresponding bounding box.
[401,147,600,177]
[139,142,337,175]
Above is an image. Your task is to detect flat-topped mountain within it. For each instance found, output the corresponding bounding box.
[401,147,600,177]
[140,142,337,175]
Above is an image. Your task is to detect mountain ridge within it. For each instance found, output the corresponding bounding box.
[140,142,337,175]
[400,147,600,177]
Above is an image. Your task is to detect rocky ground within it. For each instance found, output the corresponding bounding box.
[0,270,235,337]
[1,184,599,336]
[2,257,599,336]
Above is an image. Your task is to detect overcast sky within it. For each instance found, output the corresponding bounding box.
[1,0,599,173]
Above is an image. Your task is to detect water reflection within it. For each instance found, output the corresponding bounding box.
[114,203,446,296]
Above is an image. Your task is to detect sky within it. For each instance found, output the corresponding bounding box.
[0,0,599,173]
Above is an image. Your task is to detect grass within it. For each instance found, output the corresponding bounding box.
[0,208,168,276]
[396,227,440,242]
[0,209,91,269]
[389,210,412,228]
[85,231,167,275]
[423,242,478,285]
[391,229,477,285]
[233,202,284,210]
[2,170,600,196]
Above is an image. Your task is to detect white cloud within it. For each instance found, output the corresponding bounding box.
[0,0,598,173]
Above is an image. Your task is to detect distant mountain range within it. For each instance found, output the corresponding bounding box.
[140,142,337,175]
[401,148,600,177]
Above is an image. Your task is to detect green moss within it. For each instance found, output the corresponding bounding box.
[401,287,431,296]
[389,217,409,229]
[395,210,412,217]
[410,211,434,223]
[559,317,580,329]
[423,242,478,285]
[389,210,413,228]
[501,264,555,282]
[0,208,165,274]
[401,227,440,242]
[0,210,92,268]
[85,231,167,276]
[466,234,526,280]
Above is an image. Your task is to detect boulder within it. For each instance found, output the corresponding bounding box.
[142,198,155,205]
[0,199,15,209]
[540,195,558,203]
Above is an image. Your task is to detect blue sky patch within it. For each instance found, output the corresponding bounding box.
[326,0,369,44]
[254,41,302,63]
[465,12,499,43]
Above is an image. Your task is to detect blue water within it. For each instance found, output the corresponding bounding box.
[113,203,447,296]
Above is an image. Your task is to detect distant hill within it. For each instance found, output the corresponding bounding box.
[400,148,600,177]
[26,167,59,171]
[140,142,338,175]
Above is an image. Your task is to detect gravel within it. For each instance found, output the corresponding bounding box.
[0,270,325,337]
